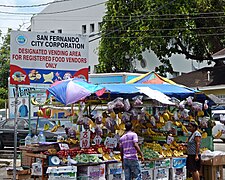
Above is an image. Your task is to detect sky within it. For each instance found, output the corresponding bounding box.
[0,0,51,36]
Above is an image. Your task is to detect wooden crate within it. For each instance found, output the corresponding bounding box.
[201,165,223,180]
[201,155,225,166]
[21,151,35,168]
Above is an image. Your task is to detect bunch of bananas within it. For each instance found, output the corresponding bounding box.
[214,130,222,139]
[31,98,51,106]
[181,125,188,133]
[61,138,78,144]
[202,132,208,139]
[48,148,57,155]
[51,125,61,132]
[44,123,50,131]
[113,154,121,161]
[173,150,184,157]
[103,153,112,161]
[161,149,173,157]
[146,128,164,137]
[143,142,162,153]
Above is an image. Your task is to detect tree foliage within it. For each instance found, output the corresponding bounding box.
[97,0,225,74]
[0,28,11,101]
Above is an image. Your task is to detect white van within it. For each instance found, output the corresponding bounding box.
[212,110,225,141]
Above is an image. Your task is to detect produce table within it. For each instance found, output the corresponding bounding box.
[20,143,188,180]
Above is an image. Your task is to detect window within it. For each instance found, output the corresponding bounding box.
[58,29,62,33]
[90,23,95,33]
[82,25,86,34]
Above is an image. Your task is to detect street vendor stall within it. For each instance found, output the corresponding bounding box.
[17,76,218,180]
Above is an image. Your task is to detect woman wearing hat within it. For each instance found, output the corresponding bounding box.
[186,121,202,180]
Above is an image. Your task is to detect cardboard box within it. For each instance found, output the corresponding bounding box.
[107,162,123,175]
[141,169,154,180]
[171,157,186,168]
[78,164,105,180]
[153,168,169,180]
[155,158,171,169]
[170,166,187,180]
[201,165,223,180]
[201,155,225,166]
[107,173,125,180]
[141,161,155,170]
[46,166,77,179]
[31,162,42,176]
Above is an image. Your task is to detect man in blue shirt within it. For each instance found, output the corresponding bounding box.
[19,98,28,117]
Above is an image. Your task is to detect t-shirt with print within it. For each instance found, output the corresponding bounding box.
[120,131,138,160]
[187,130,202,155]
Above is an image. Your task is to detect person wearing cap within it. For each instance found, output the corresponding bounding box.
[120,121,144,180]
[186,121,202,180]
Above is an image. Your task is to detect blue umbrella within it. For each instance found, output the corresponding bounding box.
[47,78,105,105]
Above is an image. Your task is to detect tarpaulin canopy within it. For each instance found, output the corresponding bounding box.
[102,83,197,101]
[125,71,215,105]
[126,71,178,85]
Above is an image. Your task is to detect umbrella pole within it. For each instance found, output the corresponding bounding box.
[71,104,74,116]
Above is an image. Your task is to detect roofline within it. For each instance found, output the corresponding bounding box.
[196,84,225,91]
[213,55,225,60]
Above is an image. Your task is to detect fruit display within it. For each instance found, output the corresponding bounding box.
[141,146,160,159]
[75,154,102,163]
[29,94,214,172]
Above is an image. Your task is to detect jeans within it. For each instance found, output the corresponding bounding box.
[124,159,142,180]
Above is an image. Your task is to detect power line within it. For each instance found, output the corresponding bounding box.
[89,0,177,43]
[0,0,71,8]
[100,11,225,18]
[100,32,225,39]
[29,14,225,21]
[0,1,106,15]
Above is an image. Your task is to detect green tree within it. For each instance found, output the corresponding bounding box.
[97,0,225,75]
[0,28,11,107]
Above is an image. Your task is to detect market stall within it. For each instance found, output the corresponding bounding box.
[18,77,217,179]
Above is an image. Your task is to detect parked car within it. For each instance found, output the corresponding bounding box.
[0,118,66,149]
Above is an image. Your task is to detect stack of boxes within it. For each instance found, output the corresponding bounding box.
[46,166,77,180]
[153,158,171,180]
[77,164,105,180]
[141,161,154,180]
[141,157,187,180]
[170,157,187,180]
[106,162,124,180]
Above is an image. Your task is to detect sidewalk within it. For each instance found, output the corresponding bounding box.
[0,159,21,179]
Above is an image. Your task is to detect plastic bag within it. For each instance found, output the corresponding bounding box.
[178,100,186,109]
[204,100,209,110]
[192,102,203,111]
[121,112,131,122]
[124,99,131,111]
[77,113,84,125]
[186,96,194,106]
[105,117,115,132]
[113,97,124,109]
[107,101,115,113]
[95,126,103,136]
[132,95,143,106]
[170,97,180,107]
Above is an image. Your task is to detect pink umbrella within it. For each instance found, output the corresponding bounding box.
[47,78,105,105]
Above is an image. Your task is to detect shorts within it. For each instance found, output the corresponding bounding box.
[186,154,201,172]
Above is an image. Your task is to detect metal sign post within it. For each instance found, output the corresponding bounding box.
[13,84,18,180]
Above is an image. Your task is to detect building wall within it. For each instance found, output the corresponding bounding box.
[30,0,212,75]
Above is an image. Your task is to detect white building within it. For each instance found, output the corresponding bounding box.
[29,0,213,75]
